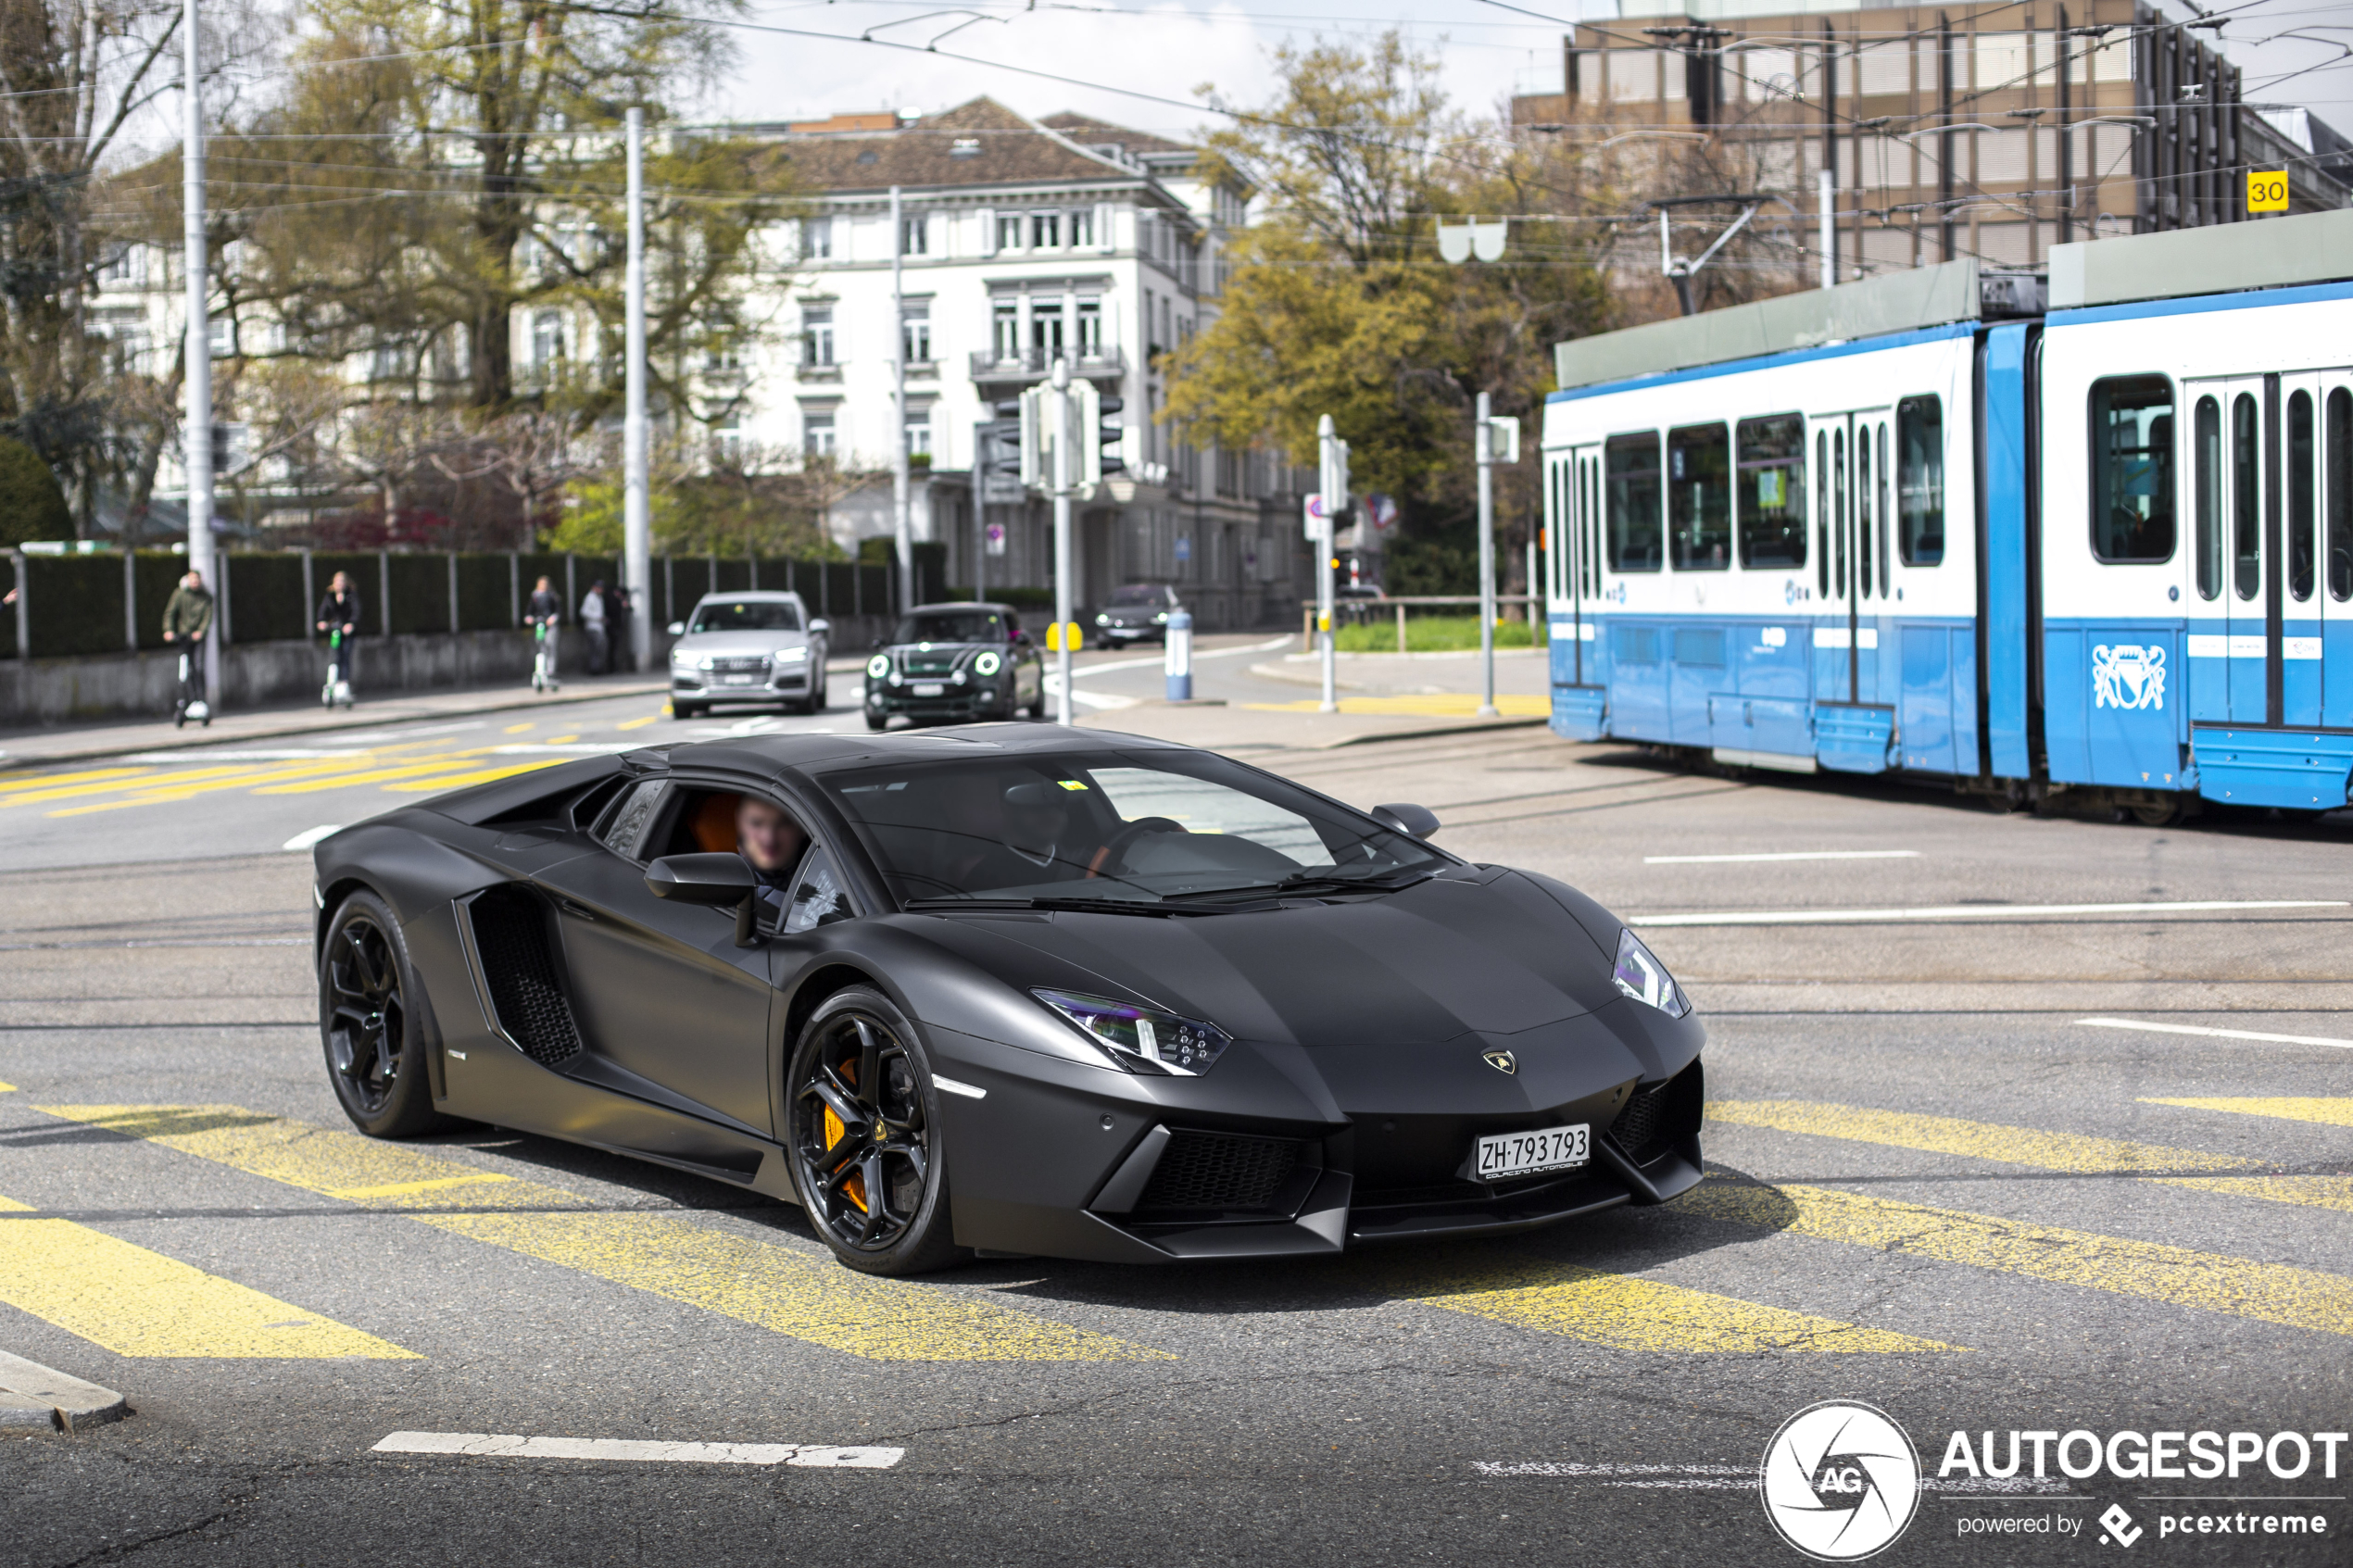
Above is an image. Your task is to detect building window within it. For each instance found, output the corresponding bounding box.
[802,218,832,260]
[902,304,931,365]
[530,311,563,370]
[802,308,834,368]
[1897,395,1944,566]
[996,213,1023,251]
[1076,299,1102,356]
[1031,301,1063,357]
[98,245,140,286]
[906,407,932,458]
[803,411,837,458]
[208,317,234,358]
[900,215,926,257]
[2087,377,2173,563]
[992,302,1019,360]
[1031,212,1061,250]
[371,342,405,383]
[713,420,744,463]
[1070,207,1094,246]
[1604,432,1663,572]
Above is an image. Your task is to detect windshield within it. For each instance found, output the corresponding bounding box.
[894,610,1005,645]
[690,599,802,633]
[818,751,1448,906]
[1107,585,1164,608]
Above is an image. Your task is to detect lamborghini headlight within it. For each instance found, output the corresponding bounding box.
[1612,928,1690,1018]
[1033,989,1232,1076]
[866,654,891,679]
[974,649,1002,676]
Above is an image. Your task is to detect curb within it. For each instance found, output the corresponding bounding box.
[0,1350,128,1434]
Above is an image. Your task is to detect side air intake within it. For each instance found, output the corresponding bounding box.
[466,887,584,1068]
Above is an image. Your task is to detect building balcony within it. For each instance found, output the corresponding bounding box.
[967,346,1126,383]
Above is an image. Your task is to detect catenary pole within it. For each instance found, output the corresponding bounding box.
[182,0,218,701]
[890,185,912,613]
[1315,415,1338,713]
[623,108,651,671]
[1051,358,1074,725]
[1476,390,1499,718]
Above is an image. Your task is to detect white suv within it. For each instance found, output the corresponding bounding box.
[665,592,831,719]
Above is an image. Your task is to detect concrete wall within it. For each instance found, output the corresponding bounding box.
[0,616,895,727]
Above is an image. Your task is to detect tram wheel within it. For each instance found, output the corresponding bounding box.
[2130,800,2182,828]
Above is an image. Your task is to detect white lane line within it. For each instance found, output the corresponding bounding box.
[331,721,489,744]
[1629,899,2349,928]
[123,749,371,762]
[2077,1017,2353,1050]
[281,824,343,852]
[371,1432,903,1468]
[1642,850,1922,865]
[1471,1461,2068,1495]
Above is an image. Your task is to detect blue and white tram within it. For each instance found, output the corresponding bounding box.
[1541,207,2353,821]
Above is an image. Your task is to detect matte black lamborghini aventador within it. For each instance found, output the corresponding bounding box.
[313,726,1705,1275]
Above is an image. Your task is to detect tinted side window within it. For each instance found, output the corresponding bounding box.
[1605,432,1662,572]
[598,779,667,859]
[2089,376,2175,562]
[1667,423,1730,571]
[1896,395,1944,566]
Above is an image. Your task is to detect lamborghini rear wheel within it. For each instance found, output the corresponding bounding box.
[786,986,963,1274]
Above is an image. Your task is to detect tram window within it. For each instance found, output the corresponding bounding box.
[1736,415,1806,569]
[1896,395,1944,566]
[1833,427,1848,598]
[1667,423,1730,570]
[2331,388,2353,602]
[2232,392,2260,601]
[1877,423,1892,596]
[1815,430,1831,596]
[1856,428,1873,598]
[2287,391,2315,602]
[2088,376,2175,562]
[1604,432,1663,572]
[2194,395,2222,600]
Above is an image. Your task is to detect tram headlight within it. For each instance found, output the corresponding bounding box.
[1612,928,1690,1018]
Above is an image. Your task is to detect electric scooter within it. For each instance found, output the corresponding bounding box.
[172,646,211,728]
[531,621,560,694]
[321,627,355,709]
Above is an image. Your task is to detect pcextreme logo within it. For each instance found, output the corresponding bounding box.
[1760,1400,1922,1562]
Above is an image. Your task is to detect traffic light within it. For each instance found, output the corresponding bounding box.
[976,405,1025,504]
[1090,390,1126,482]
[1018,383,1063,489]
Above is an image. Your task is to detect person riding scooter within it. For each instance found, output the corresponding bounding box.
[161,569,216,727]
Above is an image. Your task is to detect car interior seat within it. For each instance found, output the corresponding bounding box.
[684,791,742,855]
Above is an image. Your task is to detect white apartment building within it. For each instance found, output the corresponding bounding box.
[730,97,1308,627]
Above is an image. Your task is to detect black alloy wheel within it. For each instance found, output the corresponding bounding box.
[786,987,961,1274]
[321,891,443,1136]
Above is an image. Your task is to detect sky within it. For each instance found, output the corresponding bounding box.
[706,0,2352,147]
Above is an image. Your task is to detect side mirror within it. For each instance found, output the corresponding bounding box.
[809,618,831,636]
[646,853,756,905]
[1369,802,1441,839]
[666,621,686,636]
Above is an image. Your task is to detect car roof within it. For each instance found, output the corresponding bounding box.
[905,600,1018,614]
[657,724,1188,782]
[692,590,806,604]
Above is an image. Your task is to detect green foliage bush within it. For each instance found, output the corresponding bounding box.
[1332,613,1542,653]
[133,554,193,650]
[457,555,513,631]
[26,556,128,657]
[0,438,70,546]
[227,555,308,644]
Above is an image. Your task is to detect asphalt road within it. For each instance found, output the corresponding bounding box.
[2,675,2348,1567]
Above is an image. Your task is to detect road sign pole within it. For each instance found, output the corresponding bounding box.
[1052,358,1074,726]
[1476,391,1499,718]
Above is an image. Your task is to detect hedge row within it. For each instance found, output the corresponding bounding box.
[0,548,942,660]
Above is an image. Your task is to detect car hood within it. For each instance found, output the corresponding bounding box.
[1100,608,1164,622]
[909,870,1629,1049]
[676,630,812,653]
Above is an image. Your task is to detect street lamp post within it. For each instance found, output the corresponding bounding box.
[623,107,650,671]
[1475,390,1499,719]
[1051,358,1075,726]
[182,0,217,701]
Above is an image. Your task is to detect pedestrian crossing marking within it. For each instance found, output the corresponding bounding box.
[1403,1257,1957,1354]
[0,1191,416,1359]
[0,1082,15,1094]
[617,715,661,730]
[1708,1100,2353,1214]
[0,766,155,796]
[505,722,536,734]
[1680,1179,2353,1338]
[383,760,569,794]
[1711,1100,2259,1173]
[42,1105,1164,1362]
[431,1210,1165,1362]
[2143,1097,2353,1130]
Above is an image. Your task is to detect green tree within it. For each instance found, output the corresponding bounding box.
[0,435,73,545]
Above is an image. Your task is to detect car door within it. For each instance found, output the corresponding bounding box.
[534,779,777,1135]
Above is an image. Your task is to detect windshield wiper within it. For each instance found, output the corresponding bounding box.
[900,895,1221,919]
[1189,869,1437,902]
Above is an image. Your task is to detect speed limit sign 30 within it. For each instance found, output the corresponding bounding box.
[2247,169,2289,212]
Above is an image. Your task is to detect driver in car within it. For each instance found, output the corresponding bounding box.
[736,796,810,922]
[936,776,1094,893]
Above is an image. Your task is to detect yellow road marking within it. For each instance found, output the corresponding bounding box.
[382,759,569,794]
[249,754,487,795]
[0,1082,14,1093]
[546,734,579,745]
[432,1210,1164,1361]
[1711,1100,2258,1173]
[6,764,264,809]
[0,1192,415,1359]
[2159,1176,2353,1212]
[43,1105,1164,1361]
[617,715,661,731]
[0,767,156,796]
[1242,694,1550,719]
[505,721,535,734]
[2144,1097,2353,1129]
[43,756,424,814]
[1680,1180,2353,1338]
[1403,1257,1957,1353]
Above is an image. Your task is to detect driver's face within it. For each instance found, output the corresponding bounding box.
[736,799,802,872]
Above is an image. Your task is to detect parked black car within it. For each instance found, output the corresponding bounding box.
[863,603,1045,730]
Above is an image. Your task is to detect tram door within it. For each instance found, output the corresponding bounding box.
[1808,407,1894,706]
[1555,444,1603,684]
[2185,377,2278,725]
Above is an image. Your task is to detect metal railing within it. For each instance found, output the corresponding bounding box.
[967,346,1126,382]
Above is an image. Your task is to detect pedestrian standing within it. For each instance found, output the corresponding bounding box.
[525,575,562,689]
[160,569,216,706]
[583,579,610,675]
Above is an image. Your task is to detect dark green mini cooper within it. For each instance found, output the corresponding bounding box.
[863,602,1048,730]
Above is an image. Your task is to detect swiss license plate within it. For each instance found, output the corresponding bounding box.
[911,683,945,697]
[1474,1124,1589,1181]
